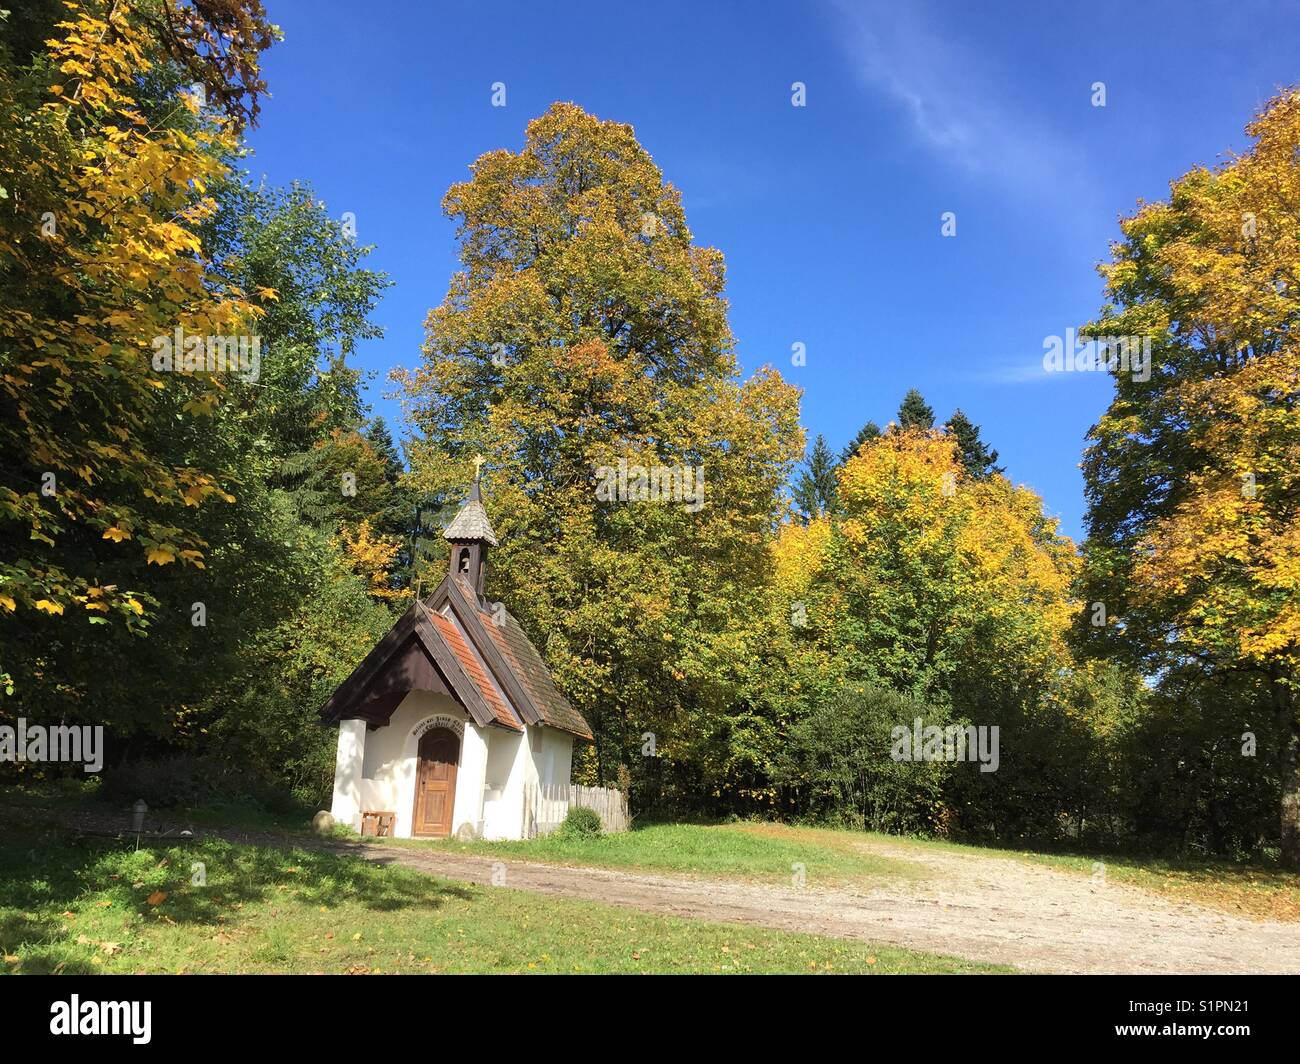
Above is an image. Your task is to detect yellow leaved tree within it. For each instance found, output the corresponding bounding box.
[1079,87,1300,862]
[0,1,274,626]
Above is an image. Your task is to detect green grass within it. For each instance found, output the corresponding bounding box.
[1,778,316,834]
[16,781,1294,928]
[389,820,923,889]
[0,821,1004,974]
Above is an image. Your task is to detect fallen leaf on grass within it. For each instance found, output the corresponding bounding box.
[146,890,167,906]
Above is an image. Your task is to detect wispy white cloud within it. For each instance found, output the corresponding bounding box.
[984,361,1061,385]
[829,0,1080,197]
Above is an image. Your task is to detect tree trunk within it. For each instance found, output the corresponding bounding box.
[1281,722,1300,867]
[1274,666,1300,868]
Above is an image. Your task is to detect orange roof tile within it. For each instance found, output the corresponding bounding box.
[430,612,520,730]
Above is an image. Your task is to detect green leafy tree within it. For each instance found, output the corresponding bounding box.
[1076,88,1300,862]
[400,103,803,793]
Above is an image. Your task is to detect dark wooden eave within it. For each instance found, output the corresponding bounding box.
[317,600,516,730]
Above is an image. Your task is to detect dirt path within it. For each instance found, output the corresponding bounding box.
[10,805,1300,973]
[333,836,1300,974]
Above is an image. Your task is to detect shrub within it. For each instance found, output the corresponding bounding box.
[99,754,298,813]
[778,683,957,835]
[557,805,603,839]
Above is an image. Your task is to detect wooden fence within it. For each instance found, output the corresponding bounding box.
[523,781,629,837]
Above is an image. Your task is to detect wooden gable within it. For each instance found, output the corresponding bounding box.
[317,600,522,731]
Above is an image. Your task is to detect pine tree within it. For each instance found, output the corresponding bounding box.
[839,421,882,464]
[896,389,935,430]
[793,434,838,519]
[945,409,1003,480]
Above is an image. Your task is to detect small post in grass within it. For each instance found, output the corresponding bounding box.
[132,799,148,850]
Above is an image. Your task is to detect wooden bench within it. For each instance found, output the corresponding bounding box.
[360,810,397,837]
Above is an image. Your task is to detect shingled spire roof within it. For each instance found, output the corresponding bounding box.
[443,467,498,546]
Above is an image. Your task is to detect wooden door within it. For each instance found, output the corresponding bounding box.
[412,728,459,837]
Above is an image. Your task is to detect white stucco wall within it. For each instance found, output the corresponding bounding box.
[328,697,577,840]
[328,692,484,839]
[520,724,574,789]
[480,727,529,840]
[541,727,574,788]
[454,722,489,837]
[329,718,367,830]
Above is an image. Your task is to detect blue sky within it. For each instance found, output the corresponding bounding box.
[244,0,1299,540]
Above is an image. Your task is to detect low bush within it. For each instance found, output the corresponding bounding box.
[556,805,603,839]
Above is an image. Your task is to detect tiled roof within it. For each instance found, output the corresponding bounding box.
[482,607,593,741]
[429,611,520,730]
[443,475,498,545]
[443,499,498,545]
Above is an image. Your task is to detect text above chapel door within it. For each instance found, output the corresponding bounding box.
[413,728,459,837]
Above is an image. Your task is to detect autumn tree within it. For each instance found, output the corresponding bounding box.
[0,1,274,628]
[1077,88,1300,863]
[0,5,399,782]
[775,427,1080,834]
[399,103,802,794]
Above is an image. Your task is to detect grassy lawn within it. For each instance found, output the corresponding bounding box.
[0,821,1004,975]
[390,820,923,890]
